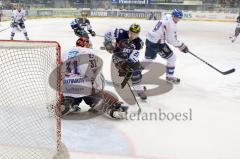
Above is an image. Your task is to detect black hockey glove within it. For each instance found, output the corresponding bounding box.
[119,61,141,88]
[91,31,96,37]
[179,43,189,53]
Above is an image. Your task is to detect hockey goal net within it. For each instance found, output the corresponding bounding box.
[0,40,69,159]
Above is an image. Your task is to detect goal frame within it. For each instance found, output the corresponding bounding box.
[0,39,65,158]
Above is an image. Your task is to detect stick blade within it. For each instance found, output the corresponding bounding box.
[222,68,235,75]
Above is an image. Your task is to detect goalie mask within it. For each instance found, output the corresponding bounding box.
[76,37,90,48]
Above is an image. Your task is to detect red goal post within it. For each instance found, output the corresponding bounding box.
[0,40,69,159]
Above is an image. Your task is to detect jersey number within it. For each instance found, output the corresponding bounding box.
[153,21,162,32]
[66,60,79,75]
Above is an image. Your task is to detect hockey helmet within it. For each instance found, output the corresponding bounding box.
[172,9,183,19]
[129,23,141,34]
[81,11,88,17]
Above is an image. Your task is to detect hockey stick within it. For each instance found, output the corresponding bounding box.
[95,34,104,38]
[188,51,235,75]
[0,26,10,32]
[127,82,142,115]
[87,32,104,38]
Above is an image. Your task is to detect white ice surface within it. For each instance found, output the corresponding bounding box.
[0,18,240,159]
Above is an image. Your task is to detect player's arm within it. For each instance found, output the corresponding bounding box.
[128,39,143,64]
[70,18,79,29]
[86,19,96,36]
[165,22,189,53]
[10,11,18,27]
[103,29,117,53]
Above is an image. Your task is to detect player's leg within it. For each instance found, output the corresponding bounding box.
[158,43,180,84]
[19,22,29,40]
[234,27,240,39]
[131,68,147,100]
[10,23,17,40]
[230,27,240,42]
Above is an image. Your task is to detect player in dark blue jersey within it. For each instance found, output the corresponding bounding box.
[104,24,147,100]
[230,14,240,43]
[70,12,96,39]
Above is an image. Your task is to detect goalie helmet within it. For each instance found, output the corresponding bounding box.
[76,37,90,48]
[129,23,141,34]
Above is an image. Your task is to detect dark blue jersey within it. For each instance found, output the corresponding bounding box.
[237,16,240,23]
[113,29,143,63]
[70,18,93,32]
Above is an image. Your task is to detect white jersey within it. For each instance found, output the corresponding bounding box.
[61,47,104,98]
[11,9,26,23]
[147,14,182,47]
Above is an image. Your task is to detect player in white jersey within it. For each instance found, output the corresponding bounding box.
[230,14,240,43]
[61,37,128,119]
[10,6,29,40]
[145,9,189,84]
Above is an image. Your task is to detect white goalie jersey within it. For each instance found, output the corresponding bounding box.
[61,47,104,98]
[11,9,26,23]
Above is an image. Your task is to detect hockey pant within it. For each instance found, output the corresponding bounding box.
[11,22,28,38]
[144,39,176,77]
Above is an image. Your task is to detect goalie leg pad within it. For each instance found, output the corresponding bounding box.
[107,103,128,119]
[83,95,102,107]
[61,96,82,117]
[89,91,128,119]
[102,91,128,119]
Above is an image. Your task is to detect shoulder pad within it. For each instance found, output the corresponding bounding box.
[131,38,143,50]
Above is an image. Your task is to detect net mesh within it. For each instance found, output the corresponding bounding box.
[0,40,61,159]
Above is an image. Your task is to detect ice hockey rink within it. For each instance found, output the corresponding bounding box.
[0,17,240,159]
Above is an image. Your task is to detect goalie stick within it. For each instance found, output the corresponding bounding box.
[188,51,235,75]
